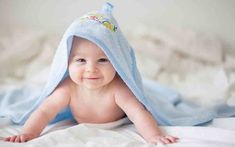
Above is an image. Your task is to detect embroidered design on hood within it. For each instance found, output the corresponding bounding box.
[80,13,117,32]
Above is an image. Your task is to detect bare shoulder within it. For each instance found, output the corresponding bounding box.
[47,76,73,102]
[111,75,136,101]
[37,77,72,114]
[55,77,72,94]
[112,75,145,116]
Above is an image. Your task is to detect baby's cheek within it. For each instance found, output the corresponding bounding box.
[69,65,80,73]
[69,66,81,78]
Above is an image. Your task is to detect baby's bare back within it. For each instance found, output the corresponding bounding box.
[67,76,126,124]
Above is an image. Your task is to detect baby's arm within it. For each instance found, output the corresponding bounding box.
[115,84,178,145]
[4,81,70,143]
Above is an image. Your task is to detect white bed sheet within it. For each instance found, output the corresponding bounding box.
[0,117,235,147]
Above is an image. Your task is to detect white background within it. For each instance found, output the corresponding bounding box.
[0,0,235,49]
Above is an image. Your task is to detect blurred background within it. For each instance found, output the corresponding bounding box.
[0,0,235,106]
[1,0,235,47]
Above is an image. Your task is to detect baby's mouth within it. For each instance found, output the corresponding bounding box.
[84,77,100,80]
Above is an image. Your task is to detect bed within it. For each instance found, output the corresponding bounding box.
[0,26,235,146]
[1,117,235,147]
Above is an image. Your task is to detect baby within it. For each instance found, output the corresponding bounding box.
[4,36,178,144]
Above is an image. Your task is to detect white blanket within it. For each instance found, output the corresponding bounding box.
[0,117,235,147]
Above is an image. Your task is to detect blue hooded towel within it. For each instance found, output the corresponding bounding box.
[1,2,235,126]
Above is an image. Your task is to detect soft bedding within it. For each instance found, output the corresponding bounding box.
[1,117,235,147]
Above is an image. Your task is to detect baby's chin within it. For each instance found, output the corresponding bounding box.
[83,80,113,90]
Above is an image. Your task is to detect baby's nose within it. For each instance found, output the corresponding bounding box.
[86,63,98,72]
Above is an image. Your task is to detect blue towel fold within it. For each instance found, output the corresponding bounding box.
[1,2,235,125]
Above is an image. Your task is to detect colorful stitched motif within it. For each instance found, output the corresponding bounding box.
[80,13,117,32]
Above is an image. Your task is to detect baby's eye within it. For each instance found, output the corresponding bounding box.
[98,58,109,63]
[76,58,86,63]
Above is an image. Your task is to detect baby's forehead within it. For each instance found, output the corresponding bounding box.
[70,37,106,56]
[72,37,91,49]
[70,49,106,57]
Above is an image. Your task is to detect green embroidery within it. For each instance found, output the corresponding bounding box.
[80,13,117,32]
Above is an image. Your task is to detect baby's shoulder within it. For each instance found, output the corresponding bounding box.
[54,77,73,95]
[110,75,132,95]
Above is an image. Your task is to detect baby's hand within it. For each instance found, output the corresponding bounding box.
[4,134,36,143]
[148,134,179,145]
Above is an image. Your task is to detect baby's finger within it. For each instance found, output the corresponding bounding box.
[20,135,28,142]
[20,135,25,142]
[160,137,170,144]
[165,136,179,143]
[4,137,10,141]
[9,136,17,142]
[15,136,20,143]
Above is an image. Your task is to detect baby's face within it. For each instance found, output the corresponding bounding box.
[68,37,116,90]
